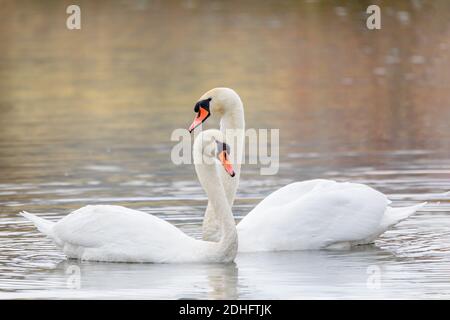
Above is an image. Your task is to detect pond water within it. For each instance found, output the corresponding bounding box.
[0,0,450,299]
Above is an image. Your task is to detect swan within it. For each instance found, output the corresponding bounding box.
[189,88,245,241]
[188,87,426,251]
[20,130,238,263]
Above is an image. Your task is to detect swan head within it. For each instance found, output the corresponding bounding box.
[194,129,235,177]
[189,88,242,132]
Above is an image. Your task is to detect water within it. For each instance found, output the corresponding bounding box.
[1,0,450,299]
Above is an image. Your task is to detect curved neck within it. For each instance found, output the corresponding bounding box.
[220,100,245,132]
[194,152,237,257]
[201,93,245,243]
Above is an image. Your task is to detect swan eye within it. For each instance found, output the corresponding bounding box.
[216,141,231,157]
[194,98,212,113]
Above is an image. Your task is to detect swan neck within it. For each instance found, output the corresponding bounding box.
[202,100,244,243]
[194,152,237,259]
[220,101,245,131]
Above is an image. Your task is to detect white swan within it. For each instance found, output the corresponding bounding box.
[188,88,426,251]
[20,130,238,263]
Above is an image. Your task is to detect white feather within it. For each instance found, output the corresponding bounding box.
[237,179,426,251]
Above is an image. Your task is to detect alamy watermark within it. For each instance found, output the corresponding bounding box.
[171,127,280,176]
[366,5,381,30]
[65,4,380,31]
[66,264,81,289]
[66,5,81,30]
[366,265,381,289]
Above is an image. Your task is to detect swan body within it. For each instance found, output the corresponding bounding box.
[21,206,218,262]
[190,88,426,251]
[237,179,426,252]
[21,130,237,263]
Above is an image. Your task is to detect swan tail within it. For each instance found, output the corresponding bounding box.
[354,202,427,246]
[20,211,55,237]
[382,202,427,228]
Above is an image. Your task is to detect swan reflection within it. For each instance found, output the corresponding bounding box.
[11,245,400,299]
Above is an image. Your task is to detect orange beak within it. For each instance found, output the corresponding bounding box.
[189,107,210,133]
[218,151,235,177]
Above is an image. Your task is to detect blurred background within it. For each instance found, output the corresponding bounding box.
[1,0,450,185]
[1,0,450,299]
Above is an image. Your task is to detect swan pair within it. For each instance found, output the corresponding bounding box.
[22,88,426,263]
